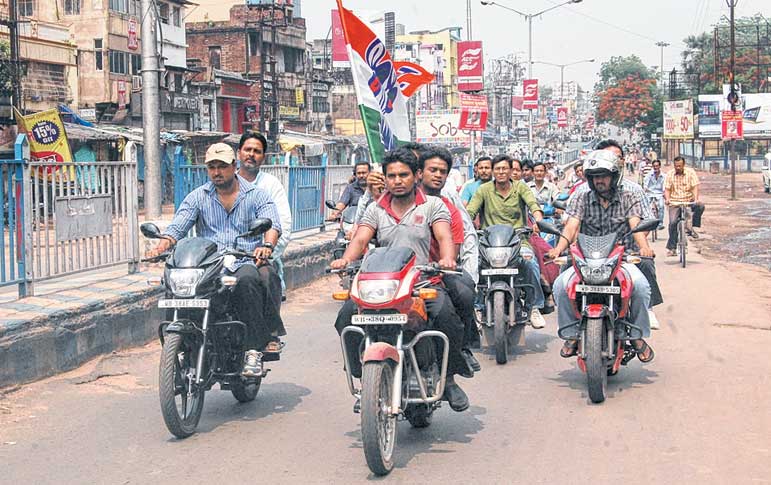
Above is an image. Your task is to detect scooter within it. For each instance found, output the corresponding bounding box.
[537,218,659,403]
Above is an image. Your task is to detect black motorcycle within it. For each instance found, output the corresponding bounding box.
[141,219,277,438]
[477,225,535,364]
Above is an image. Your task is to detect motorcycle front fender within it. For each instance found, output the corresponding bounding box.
[158,319,201,345]
[362,342,400,364]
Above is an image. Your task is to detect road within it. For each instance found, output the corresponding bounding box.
[1,235,771,484]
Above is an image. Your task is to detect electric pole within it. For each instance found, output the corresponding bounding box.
[466,0,475,163]
[727,0,738,200]
[140,0,162,218]
[6,0,23,113]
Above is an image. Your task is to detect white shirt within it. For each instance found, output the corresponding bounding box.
[442,186,479,283]
[251,171,292,253]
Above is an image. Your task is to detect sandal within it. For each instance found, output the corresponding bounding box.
[263,340,284,353]
[632,340,655,363]
[560,340,579,358]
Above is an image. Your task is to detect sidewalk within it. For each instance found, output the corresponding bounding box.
[0,219,338,388]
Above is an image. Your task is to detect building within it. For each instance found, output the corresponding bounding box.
[395,27,462,110]
[0,0,78,114]
[186,3,311,139]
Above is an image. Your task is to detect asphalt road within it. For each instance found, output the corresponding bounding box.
[1,236,771,484]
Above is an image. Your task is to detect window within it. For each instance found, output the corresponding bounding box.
[18,0,34,17]
[94,39,103,71]
[283,47,296,74]
[313,97,329,113]
[109,50,129,75]
[174,73,183,92]
[208,47,221,70]
[249,32,259,57]
[159,3,169,24]
[109,0,128,14]
[172,6,181,27]
[131,54,141,76]
[64,0,81,15]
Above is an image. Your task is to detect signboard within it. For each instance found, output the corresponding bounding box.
[457,41,484,92]
[79,108,96,121]
[458,94,488,131]
[699,93,771,139]
[662,99,693,140]
[14,108,73,163]
[128,17,139,51]
[722,110,744,140]
[415,109,470,146]
[295,88,305,106]
[557,106,568,128]
[55,195,113,242]
[331,10,348,68]
[117,80,127,109]
[523,79,538,110]
[279,106,300,118]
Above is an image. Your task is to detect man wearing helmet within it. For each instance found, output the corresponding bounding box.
[546,149,655,362]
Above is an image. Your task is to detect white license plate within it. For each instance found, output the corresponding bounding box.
[481,268,519,276]
[352,314,408,325]
[158,299,210,309]
[576,284,620,295]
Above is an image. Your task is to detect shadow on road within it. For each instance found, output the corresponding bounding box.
[549,363,658,403]
[189,382,312,436]
[479,330,557,361]
[344,405,487,479]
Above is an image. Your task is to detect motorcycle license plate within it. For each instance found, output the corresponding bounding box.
[576,284,620,295]
[352,314,408,325]
[158,299,210,309]
[481,268,519,276]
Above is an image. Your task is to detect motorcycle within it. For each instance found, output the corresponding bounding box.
[536,218,659,403]
[325,199,361,289]
[477,225,535,364]
[330,247,456,476]
[141,218,278,438]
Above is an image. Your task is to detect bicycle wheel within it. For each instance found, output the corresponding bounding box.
[679,219,687,268]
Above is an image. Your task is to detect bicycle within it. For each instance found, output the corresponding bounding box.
[647,196,661,242]
[670,202,693,268]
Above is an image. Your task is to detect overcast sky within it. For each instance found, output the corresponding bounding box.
[189,0,770,91]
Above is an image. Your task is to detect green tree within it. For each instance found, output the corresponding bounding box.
[594,55,656,94]
[0,40,12,96]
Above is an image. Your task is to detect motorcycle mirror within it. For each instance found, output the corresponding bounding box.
[140,222,162,239]
[536,220,561,236]
[553,200,567,211]
[632,218,659,234]
[241,218,273,238]
[324,199,337,210]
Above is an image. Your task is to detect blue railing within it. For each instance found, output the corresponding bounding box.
[0,136,29,294]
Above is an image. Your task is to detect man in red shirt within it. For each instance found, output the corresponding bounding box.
[418,146,481,373]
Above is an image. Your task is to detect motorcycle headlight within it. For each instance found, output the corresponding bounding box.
[168,269,205,297]
[485,247,514,268]
[577,255,619,285]
[357,279,399,304]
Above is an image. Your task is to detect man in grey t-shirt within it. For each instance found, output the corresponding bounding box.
[330,147,472,412]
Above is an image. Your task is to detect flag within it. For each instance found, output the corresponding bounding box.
[336,1,434,162]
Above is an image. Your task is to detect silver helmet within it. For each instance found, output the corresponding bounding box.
[583,149,624,191]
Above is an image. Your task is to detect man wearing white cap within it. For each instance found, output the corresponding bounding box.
[148,142,285,377]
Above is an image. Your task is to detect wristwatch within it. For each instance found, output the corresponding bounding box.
[263,242,274,250]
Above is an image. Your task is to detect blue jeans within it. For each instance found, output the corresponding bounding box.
[522,255,545,309]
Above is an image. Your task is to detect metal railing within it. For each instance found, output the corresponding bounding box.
[0,157,27,292]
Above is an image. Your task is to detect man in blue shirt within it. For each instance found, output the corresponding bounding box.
[460,156,492,206]
[643,159,666,230]
[147,143,284,377]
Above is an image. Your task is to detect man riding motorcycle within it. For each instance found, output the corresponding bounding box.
[330,147,471,412]
[547,150,655,362]
[146,142,285,377]
[465,154,547,329]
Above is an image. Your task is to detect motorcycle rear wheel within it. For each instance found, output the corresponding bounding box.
[159,333,205,438]
[493,292,508,365]
[361,361,396,476]
[585,318,608,404]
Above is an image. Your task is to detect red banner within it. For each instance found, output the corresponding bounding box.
[523,79,538,110]
[457,41,484,92]
[511,96,524,111]
[459,93,488,131]
[721,110,744,140]
[128,17,139,51]
[331,10,349,67]
[557,106,568,128]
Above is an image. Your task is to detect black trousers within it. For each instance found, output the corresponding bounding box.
[666,202,705,250]
[636,258,663,307]
[334,287,467,378]
[443,272,480,349]
[233,264,284,350]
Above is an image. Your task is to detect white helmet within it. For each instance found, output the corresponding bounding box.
[583,150,623,192]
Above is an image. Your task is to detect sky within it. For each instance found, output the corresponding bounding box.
[187,0,770,91]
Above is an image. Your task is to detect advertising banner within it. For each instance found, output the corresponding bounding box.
[557,106,568,128]
[663,99,694,140]
[458,94,488,131]
[457,41,484,92]
[128,17,139,51]
[722,110,744,140]
[523,79,538,110]
[331,9,349,68]
[415,110,470,146]
[699,93,771,138]
[14,108,73,163]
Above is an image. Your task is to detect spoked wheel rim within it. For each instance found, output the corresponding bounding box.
[174,350,201,421]
[159,334,205,438]
[376,367,396,463]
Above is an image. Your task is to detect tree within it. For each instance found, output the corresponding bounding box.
[594,55,656,93]
[0,40,12,96]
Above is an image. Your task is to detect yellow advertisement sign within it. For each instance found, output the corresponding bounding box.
[14,108,73,163]
[295,88,304,106]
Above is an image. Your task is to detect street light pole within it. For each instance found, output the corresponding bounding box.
[655,41,669,90]
[727,0,738,200]
[140,0,162,218]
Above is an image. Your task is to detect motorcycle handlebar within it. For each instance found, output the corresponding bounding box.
[141,252,171,263]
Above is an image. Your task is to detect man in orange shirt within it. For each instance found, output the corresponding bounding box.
[664,156,706,256]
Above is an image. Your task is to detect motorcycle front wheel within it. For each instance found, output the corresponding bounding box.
[585,318,608,404]
[361,361,397,476]
[159,333,205,438]
[493,291,508,364]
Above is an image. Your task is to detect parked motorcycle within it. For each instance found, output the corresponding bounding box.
[141,219,278,438]
[325,199,359,289]
[477,225,535,364]
[537,218,659,403]
[330,247,456,476]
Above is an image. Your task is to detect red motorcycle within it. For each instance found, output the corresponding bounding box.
[537,218,658,403]
[330,247,455,476]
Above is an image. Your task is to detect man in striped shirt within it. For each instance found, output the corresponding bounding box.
[149,143,285,377]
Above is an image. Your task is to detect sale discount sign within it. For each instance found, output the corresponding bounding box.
[663,100,694,140]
